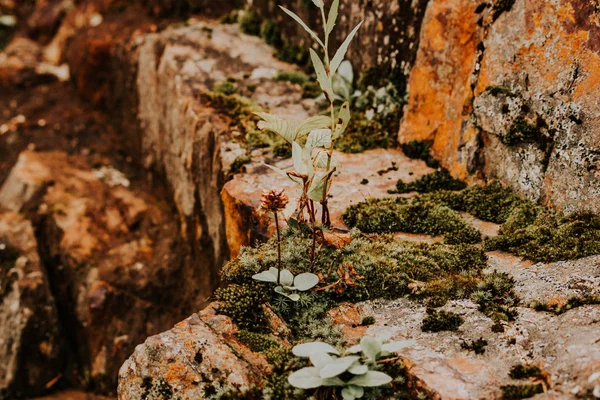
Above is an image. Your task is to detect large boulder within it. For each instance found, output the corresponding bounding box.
[0,212,64,398]
[399,0,600,214]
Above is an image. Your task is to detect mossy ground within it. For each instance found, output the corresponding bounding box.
[421,309,463,332]
[400,140,440,169]
[393,169,466,194]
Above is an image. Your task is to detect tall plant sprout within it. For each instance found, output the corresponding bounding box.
[256,0,363,230]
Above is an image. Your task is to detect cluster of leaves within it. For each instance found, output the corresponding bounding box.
[253,267,319,301]
[342,197,481,245]
[288,336,415,399]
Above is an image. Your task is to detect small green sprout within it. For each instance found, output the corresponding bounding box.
[288,335,416,399]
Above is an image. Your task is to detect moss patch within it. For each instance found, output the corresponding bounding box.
[239,8,261,36]
[343,197,481,244]
[500,384,543,399]
[214,284,268,332]
[460,337,488,355]
[334,112,400,154]
[470,272,519,323]
[421,309,464,332]
[393,169,466,194]
[230,156,252,174]
[400,140,440,169]
[530,294,600,315]
[508,364,543,380]
[236,330,280,353]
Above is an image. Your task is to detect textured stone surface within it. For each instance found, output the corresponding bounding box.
[117,311,270,400]
[0,212,64,398]
[399,0,600,214]
[0,151,204,395]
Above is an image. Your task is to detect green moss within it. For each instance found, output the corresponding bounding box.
[260,19,284,48]
[236,330,280,353]
[223,230,488,305]
[400,140,440,169]
[394,169,467,194]
[484,212,600,262]
[214,284,268,332]
[470,272,519,323]
[500,384,543,399]
[421,309,463,332]
[219,10,239,24]
[509,364,543,380]
[360,316,376,326]
[460,337,488,355]
[503,116,548,147]
[275,70,309,85]
[530,294,600,315]
[239,8,261,36]
[335,112,400,154]
[343,197,481,244]
[213,80,237,96]
[230,156,251,174]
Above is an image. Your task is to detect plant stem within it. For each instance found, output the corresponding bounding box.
[274,211,282,286]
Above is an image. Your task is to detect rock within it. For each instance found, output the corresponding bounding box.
[0,212,64,398]
[117,312,270,400]
[399,0,600,214]
[0,151,207,395]
[31,389,115,400]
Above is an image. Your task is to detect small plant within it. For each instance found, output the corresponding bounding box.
[256,0,363,228]
[421,309,464,332]
[252,267,319,301]
[288,336,415,399]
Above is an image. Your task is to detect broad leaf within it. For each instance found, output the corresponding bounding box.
[310,49,334,101]
[254,112,281,123]
[321,376,345,387]
[294,273,319,291]
[326,0,339,35]
[312,0,324,8]
[264,163,302,186]
[348,362,369,375]
[252,269,277,282]
[293,342,340,357]
[307,170,334,202]
[348,371,392,387]
[280,269,294,286]
[346,344,362,354]
[341,387,355,400]
[330,21,364,76]
[309,352,334,369]
[333,102,351,139]
[360,336,381,362]
[288,293,300,301]
[338,60,354,83]
[280,6,325,49]
[257,119,297,144]
[381,340,416,353]
[296,115,331,137]
[288,367,323,389]
[307,129,332,148]
[342,385,364,400]
[315,151,340,169]
[292,141,305,174]
[319,356,360,379]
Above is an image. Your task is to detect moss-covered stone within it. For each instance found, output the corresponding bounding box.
[343,197,481,244]
[394,169,467,194]
[530,294,600,315]
[214,284,268,332]
[500,384,543,399]
[508,364,543,380]
[235,330,280,353]
[421,309,464,332]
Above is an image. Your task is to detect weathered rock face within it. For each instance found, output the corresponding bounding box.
[250,0,430,90]
[117,303,273,400]
[0,212,64,398]
[399,0,600,214]
[0,151,205,394]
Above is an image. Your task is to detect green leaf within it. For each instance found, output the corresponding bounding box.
[360,336,381,362]
[337,60,354,83]
[293,342,340,357]
[296,115,331,137]
[307,129,332,148]
[312,0,324,8]
[254,112,281,123]
[310,49,334,101]
[263,163,303,186]
[257,119,297,144]
[341,387,355,400]
[252,269,277,282]
[321,376,345,387]
[315,151,340,169]
[288,293,300,301]
[280,269,294,286]
[348,371,392,387]
[279,6,325,49]
[326,0,339,35]
[333,102,351,139]
[319,356,360,379]
[307,170,334,202]
[288,367,323,389]
[381,340,416,353]
[292,141,305,173]
[294,273,319,291]
[348,362,369,375]
[309,352,334,369]
[346,344,362,354]
[342,385,365,400]
[330,21,364,76]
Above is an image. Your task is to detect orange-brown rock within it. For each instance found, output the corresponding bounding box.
[400,0,600,214]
